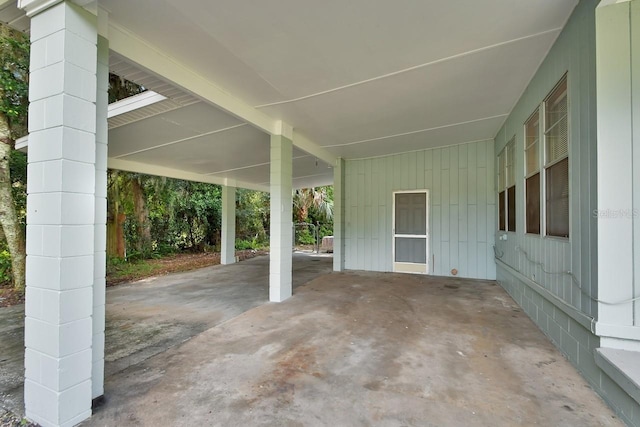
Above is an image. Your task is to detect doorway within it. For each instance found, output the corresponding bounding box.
[393,191,429,274]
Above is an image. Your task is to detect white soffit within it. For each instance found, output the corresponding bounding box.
[0,0,29,32]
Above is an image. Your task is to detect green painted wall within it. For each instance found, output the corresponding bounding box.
[344,139,496,280]
[494,0,597,317]
[495,0,640,424]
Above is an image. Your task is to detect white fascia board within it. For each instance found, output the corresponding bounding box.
[15,135,28,152]
[108,23,277,136]
[17,0,61,16]
[107,90,167,119]
[292,131,337,167]
[107,158,270,193]
[598,0,631,8]
[18,0,97,16]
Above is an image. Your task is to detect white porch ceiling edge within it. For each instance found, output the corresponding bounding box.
[108,157,270,192]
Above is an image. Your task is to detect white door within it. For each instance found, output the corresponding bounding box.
[393,191,429,274]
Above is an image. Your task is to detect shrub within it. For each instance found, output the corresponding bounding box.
[0,249,12,284]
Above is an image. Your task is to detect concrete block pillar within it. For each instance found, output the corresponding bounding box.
[333,158,345,272]
[221,185,236,265]
[269,135,293,302]
[595,0,640,351]
[92,34,109,400]
[23,2,98,426]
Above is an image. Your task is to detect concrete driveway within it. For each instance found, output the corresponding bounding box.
[0,252,332,418]
[0,253,624,426]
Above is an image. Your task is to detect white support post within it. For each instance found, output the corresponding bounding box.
[23,2,98,426]
[333,158,345,272]
[269,135,293,302]
[595,0,640,351]
[221,185,236,265]
[92,34,108,400]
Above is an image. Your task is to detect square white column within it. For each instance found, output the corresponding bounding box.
[269,135,293,302]
[221,185,236,265]
[92,34,108,400]
[24,2,98,426]
[595,0,640,350]
[333,158,345,272]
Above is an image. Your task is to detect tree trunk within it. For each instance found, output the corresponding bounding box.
[131,178,151,253]
[0,114,25,291]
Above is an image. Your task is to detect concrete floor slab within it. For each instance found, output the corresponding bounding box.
[82,269,621,426]
[0,253,332,418]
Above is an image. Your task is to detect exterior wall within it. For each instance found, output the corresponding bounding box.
[344,139,496,280]
[494,0,640,424]
[494,0,597,318]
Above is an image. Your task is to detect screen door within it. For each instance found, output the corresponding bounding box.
[393,191,429,274]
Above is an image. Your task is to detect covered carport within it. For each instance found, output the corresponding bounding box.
[2,0,636,426]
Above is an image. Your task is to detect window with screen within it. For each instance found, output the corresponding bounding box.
[506,137,516,232]
[498,148,506,231]
[525,109,541,234]
[497,138,516,232]
[544,76,569,238]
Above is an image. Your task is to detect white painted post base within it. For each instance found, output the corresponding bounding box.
[269,135,293,302]
[221,185,236,265]
[23,2,99,426]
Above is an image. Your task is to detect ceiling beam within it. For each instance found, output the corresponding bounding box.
[292,131,337,167]
[107,22,337,167]
[107,90,167,119]
[108,23,277,135]
[108,158,270,192]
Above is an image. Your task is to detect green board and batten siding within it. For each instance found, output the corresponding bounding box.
[495,0,640,424]
[494,0,597,319]
[344,139,496,280]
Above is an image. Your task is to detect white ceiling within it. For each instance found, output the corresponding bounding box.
[4,0,579,190]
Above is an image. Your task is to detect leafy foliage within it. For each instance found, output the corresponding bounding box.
[292,186,334,244]
[0,24,29,139]
[236,188,270,245]
[9,150,26,229]
[108,73,145,103]
[0,247,12,284]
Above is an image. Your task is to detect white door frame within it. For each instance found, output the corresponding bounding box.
[392,190,430,274]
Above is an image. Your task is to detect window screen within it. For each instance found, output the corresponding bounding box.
[506,138,516,232]
[544,75,569,238]
[525,110,540,176]
[545,78,568,165]
[497,147,507,232]
[499,191,506,231]
[498,149,506,191]
[546,158,569,237]
[525,110,541,234]
[526,173,540,234]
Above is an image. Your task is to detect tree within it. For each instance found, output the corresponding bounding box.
[293,187,333,223]
[0,24,28,291]
[236,189,269,245]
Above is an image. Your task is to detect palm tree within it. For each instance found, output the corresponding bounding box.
[293,187,333,223]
